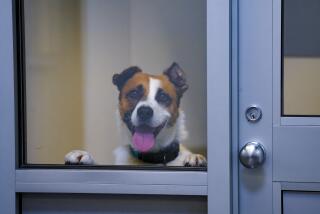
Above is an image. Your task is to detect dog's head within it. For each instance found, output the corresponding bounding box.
[113,62,188,153]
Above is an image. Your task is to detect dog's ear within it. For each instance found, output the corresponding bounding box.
[163,62,188,97]
[113,66,142,91]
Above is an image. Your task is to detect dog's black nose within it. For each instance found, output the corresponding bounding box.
[137,106,153,122]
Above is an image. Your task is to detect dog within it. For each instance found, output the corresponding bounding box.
[65,62,207,167]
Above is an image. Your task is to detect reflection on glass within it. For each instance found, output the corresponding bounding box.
[23,0,207,166]
[283,0,320,116]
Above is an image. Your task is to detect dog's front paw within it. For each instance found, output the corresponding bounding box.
[64,150,95,165]
[183,154,207,167]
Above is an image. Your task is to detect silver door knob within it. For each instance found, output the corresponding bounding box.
[239,142,266,169]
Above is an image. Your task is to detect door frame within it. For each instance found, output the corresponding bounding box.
[0,0,16,213]
[208,0,232,213]
[0,0,232,213]
[237,0,274,213]
[272,0,320,213]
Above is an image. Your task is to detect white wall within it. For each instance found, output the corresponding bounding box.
[129,0,207,154]
[25,0,206,164]
[80,0,131,164]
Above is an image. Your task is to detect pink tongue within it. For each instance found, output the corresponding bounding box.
[132,132,155,152]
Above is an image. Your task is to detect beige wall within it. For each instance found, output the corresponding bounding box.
[25,0,84,164]
[283,57,320,115]
[25,0,206,164]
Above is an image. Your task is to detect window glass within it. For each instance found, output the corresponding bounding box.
[20,0,207,167]
[283,0,320,116]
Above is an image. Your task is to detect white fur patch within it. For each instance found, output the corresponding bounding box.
[64,150,95,164]
[131,78,170,127]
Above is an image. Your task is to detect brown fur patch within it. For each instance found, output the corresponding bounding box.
[119,72,149,118]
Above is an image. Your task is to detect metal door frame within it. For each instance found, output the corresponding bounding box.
[0,0,16,213]
[272,0,320,213]
[237,0,273,213]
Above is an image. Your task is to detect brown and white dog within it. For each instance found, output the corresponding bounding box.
[65,63,207,167]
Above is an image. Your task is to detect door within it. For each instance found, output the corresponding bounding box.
[238,0,320,213]
[0,0,231,213]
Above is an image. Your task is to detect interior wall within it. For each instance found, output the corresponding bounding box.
[25,0,84,164]
[129,0,207,154]
[283,57,320,115]
[80,0,131,164]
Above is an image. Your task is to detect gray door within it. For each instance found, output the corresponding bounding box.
[0,0,231,213]
[238,0,320,213]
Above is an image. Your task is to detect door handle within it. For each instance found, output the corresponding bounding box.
[239,142,266,169]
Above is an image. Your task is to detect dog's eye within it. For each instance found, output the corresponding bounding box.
[127,88,142,100]
[156,90,172,106]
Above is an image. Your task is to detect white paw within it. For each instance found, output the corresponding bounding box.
[183,154,207,167]
[64,150,95,165]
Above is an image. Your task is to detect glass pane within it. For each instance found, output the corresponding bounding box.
[282,0,320,116]
[20,0,207,167]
